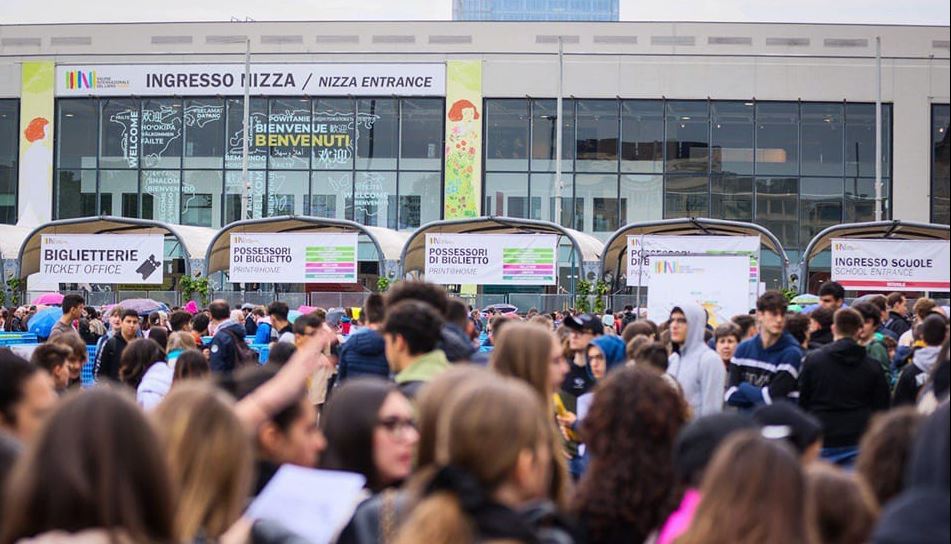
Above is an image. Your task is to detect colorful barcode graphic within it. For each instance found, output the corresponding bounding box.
[305,245,356,280]
[501,248,555,281]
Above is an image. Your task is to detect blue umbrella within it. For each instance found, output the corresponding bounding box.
[28,307,63,339]
[287,310,302,324]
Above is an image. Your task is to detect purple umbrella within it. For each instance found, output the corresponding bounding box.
[32,292,64,306]
[110,298,170,316]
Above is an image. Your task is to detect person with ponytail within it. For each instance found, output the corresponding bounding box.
[394,377,575,544]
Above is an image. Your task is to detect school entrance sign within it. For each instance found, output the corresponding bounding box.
[830,238,951,291]
[39,234,165,284]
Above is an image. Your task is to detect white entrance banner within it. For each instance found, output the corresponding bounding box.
[830,238,951,292]
[39,234,165,284]
[56,63,446,97]
[425,233,557,285]
[647,255,751,326]
[229,233,358,284]
[626,235,762,307]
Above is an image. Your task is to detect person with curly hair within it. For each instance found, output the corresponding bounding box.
[572,366,689,544]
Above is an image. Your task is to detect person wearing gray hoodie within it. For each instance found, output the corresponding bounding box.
[666,302,726,417]
[893,314,949,406]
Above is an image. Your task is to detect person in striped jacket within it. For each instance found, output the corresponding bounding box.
[725,291,804,410]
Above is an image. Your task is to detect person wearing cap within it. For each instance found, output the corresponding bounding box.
[569,334,627,477]
[560,313,605,398]
[667,302,726,417]
[241,303,258,336]
[752,402,823,464]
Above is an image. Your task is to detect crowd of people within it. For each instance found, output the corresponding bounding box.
[0,280,948,544]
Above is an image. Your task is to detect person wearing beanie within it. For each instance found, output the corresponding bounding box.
[752,402,824,464]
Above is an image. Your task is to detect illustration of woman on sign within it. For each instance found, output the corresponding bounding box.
[445,99,480,218]
[17,117,52,227]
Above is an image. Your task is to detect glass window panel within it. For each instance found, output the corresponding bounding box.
[711,175,753,222]
[100,170,139,217]
[56,100,98,169]
[620,174,663,224]
[844,103,876,178]
[140,98,182,169]
[398,171,441,230]
[312,98,355,171]
[846,178,890,222]
[183,98,225,169]
[664,175,709,218]
[485,100,529,171]
[800,177,843,246]
[310,171,352,221]
[755,102,799,176]
[224,170,266,223]
[575,100,619,173]
[267,171,309,216]
[356,99,398,170]
[0,100,16,224]
[575,174,619,236]
[354,171,397,228]
[182,171,222,228]
[529,173,573,226]
[400,99,443,170]
[801,103,844,176]
[931,105,950,225]
[55,169,98,219]
[100,99,140,169]
[755,177,799,249]
[531,99,574,172]
[141,170,180,223]
[267,98,311,170]
[484,173,528,218]
[666,101,709,174]
[711,101,754,175]
[225,98,268,169]
[621,100,664,173]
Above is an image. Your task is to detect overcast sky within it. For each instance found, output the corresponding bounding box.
[2,0,948,25]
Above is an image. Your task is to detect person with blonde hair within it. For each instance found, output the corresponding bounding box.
[394,378,572,544]
[165,331,197,368]
[151,382,253,542]
[490,321,571,506]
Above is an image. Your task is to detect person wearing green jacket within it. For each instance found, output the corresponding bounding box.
[854,301,895,388]
[383,300,450,399]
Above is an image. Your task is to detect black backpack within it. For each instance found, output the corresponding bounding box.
[223,328,260,368]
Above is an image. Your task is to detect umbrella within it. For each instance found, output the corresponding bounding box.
[788,304,804,313]
[28,307,63,339]
[287,310,302,324]
[791,294,819,305]
[113,298,170,316]
[32,292,64,306]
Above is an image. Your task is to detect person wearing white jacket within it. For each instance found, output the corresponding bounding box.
[666,302,726,417]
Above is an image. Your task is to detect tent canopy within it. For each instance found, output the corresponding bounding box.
[205,215,408,275]
[400,216,603,277]
[16,216,217,279]
[601,217,790,286]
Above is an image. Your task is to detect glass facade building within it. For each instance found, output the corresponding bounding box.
[53,97,444,231]
[933,104,950,225]
[453,0,619,21]
[482,99,894,252]
[0,100,17,224]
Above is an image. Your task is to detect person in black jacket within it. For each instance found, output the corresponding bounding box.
[337,294,390,382]
[807,307,834,350]
[799,307,890,466]
[208,299,248,374]
[95,309,140,382]
[893,314,949,406]
[884,293,912,339]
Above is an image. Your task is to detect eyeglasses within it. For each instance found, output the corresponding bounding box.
[378,416,418,438]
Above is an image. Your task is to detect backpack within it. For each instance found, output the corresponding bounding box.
[223,328,260,368]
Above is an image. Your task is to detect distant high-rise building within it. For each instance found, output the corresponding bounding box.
[453,0,619,21]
